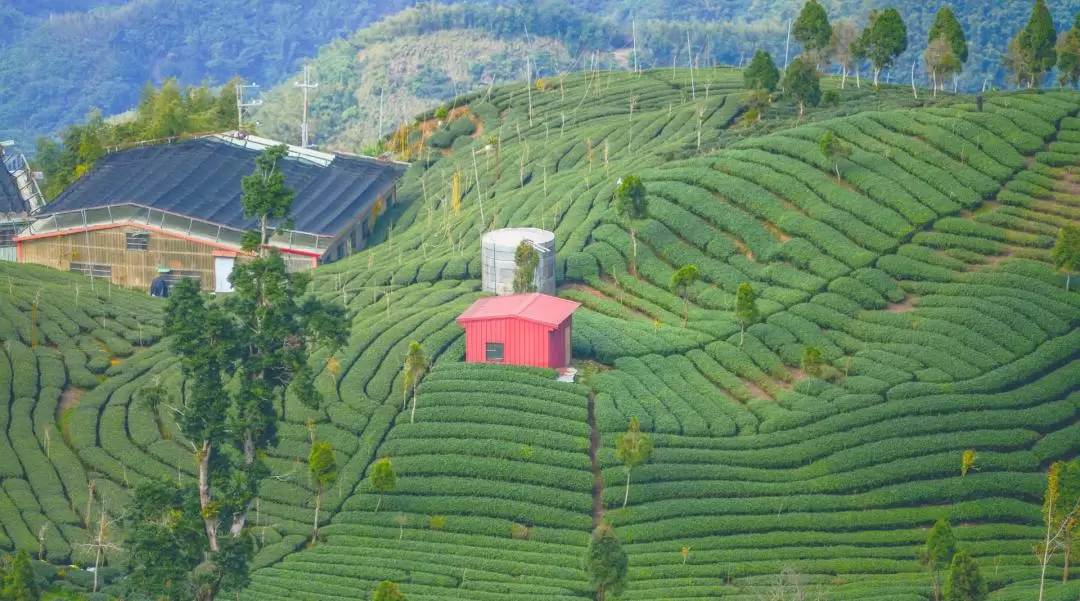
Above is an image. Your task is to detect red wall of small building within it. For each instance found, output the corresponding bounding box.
[462,316,572,368]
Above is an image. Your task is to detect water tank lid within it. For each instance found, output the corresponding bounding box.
[483,228,555,246]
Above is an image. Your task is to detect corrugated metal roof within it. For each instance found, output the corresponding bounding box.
[39,137,405,236]
[0,169,25,214]
[457,293,580,328]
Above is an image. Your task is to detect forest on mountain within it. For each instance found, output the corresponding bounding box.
[3,0,1080,149]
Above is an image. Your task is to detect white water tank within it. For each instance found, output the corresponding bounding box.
[481,228,556,296]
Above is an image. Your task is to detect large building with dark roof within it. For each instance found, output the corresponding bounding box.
[15,133,406,292]
[0,143,40,262]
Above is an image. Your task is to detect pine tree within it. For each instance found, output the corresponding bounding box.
[1058,14,1080,88]
[241,145,296,251]
[735,283,760,347]
[944,551,988,601]
[583,523,628,601]
[309,441,338,544]
[782,57,821,118]
[1051,225,1080,291]
[615,416,654,508]
[793,1,832,62]
[2,549,39,601]
[860,8,908,86]
[743,50,781,92]
[669,264,699,327]
[925,518,958,601]
[1017,0,1058,87]
[614,175,648,275]
[928,7,969,66]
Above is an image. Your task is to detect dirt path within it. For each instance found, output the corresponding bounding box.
[586,393,604,528]
[884,294,918,313]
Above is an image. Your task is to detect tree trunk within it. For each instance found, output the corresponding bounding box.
[1067,274,1071,292]
[260,215,268,253]
[312,488,321,544]
[375,492,384,514]
[228,432,256,537]
[740,324,746,347]
[798,101,805,119]
[841,66,847,89]
[93,542,102,593]
[197,440,219,552]
[682,296,688,327]
[1065,542,1072,583]
[622,470,632,508]
[873,68,880,87]
[933,571,940,601]
[835,164,841,179]
[410,389,418,424]
[630,227,638,276]
[855,67,861,89]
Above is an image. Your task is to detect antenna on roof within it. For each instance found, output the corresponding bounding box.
[235,83,263,132]
[295,65,319,148]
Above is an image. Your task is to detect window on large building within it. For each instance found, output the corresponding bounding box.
[0,227,16,248]
[485,342,504,362]
[70,262,112,279]
[159,270,201,286]
[125,231,150,251]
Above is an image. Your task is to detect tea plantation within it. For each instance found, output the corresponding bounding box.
[1,69,1079,601]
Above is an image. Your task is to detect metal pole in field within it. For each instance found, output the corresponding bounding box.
[235,83,263,131]
[295,65,319,147]
[784,18,792,69]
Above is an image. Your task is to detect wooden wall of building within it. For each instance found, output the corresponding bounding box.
[20,225,249,292]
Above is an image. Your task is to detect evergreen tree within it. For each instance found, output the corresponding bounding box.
[801,346,825,378]
[944,551,988,601]
[403,341,428,423]
[669,264,699,327]
[2,549,39,601]
[309,441,339,544]
[782,57,821,118]
[830,20,861,89]
[793,0,832,61]
[372,581,408,601]
[928,7,968,65]
[925,518,958,601]
[615,416,654,508]
[1058,14,1080,88]
[819,130,852,178]
[370,457,397,513]
[614,175,648,275]
[735,283,759,347]
[583,523,628,601]
[1017,0,1058,87]
[1051,225,1080,291]
[925,38,962,95]
[867,8,908,86]
[743,49,781,92]
[241,145,296,251]
[513,240,540,294]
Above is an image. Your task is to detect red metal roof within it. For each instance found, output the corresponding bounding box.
[456,293,580,328]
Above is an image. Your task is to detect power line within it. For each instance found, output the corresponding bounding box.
[295,65,319,148]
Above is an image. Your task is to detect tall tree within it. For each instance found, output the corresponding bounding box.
[782,57,821,118]
[403,341,428,423]
[927,6,968,90]
[583,523,628,601]
[820,130,852,178]
[1058,14,1080,88]
[309,441,339,544]
[1038,460,1080,601]
[513,240,540,294]
[925,38,962,96]
[241,144,296,252]
[614,175,648,275]
[830,20,861,89]
[735,283,759,347]
[370,457,397,514]
[372,580,408,601]
[1051,225,1080,291]
[925,518,958,601]
[2,549,39,601]
[615,416,653,508]
[801,346,825,378]
[1016,0,1058,87]
[793,1,832,63]
[944,551,987,601]
[743,49,781,92]
[861,9,909,86]
[669,264,699,327]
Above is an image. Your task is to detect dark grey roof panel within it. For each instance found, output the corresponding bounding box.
[42,138,405,236]
[0,169,25,214]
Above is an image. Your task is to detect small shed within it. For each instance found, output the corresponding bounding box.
[456,293,580,369]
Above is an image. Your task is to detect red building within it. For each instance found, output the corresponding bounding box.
[456,293,580,368]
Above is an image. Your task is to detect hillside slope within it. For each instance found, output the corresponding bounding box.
[0,70,1079,600]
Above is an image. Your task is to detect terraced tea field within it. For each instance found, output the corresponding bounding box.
[1,70,1078,601]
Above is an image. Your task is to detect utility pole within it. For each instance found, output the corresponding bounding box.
[632,17,639,73]
[295,65,319,147]
[235,83,263,132]
[784,18,793,69]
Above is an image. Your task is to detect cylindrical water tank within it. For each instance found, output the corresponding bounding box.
[481,228,556,296]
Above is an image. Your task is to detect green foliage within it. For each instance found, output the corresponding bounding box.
[1017,0,1058,86]
[513,241,540,294]
[862,8,909,83]
[928,7,969,64]
[925,518,958,573]
[801,345,824,377]
[819,130,852,177]
[944,550,988,601]
[793,0,832,57]
[614,175,648,223]
[1058,17,1080,87]
[1,549,39,601]
[782,58,821,117]
[1051,225,1080,290]
[743,50,780,92]
[372,580,408,601]
[309,441,339,491]
[583,523,627,601]
[241,145,296,248]
[735,282,760,345]
[370,457,397,513]
[669,264,700,326]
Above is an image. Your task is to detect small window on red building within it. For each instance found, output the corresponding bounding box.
[485,342,504,362]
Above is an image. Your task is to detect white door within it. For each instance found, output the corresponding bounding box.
[214,256,235,293]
